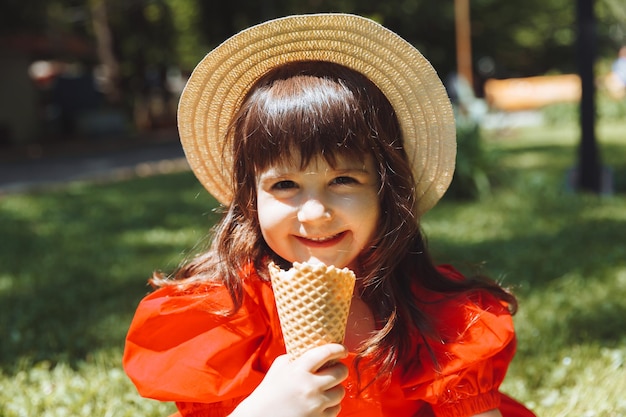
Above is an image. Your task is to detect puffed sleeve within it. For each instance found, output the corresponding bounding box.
[402,266,517,417]
[122,273,285,404]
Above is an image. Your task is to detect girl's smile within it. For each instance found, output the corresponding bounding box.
[294,231,347,247]
[256,152,381,269]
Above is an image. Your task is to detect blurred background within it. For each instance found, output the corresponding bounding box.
[1,0,625,151]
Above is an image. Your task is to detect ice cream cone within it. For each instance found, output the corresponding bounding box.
[269,261,356,361]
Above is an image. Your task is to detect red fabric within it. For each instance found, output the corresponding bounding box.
[123,264,535,417]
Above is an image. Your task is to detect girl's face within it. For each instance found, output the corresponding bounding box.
[256,151,381,270]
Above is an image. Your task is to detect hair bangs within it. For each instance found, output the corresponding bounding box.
[237,69,375,173]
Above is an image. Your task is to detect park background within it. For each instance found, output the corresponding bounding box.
[1,1,625,416]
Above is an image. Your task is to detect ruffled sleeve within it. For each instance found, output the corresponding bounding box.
[402,265,517,417]
[122,269,284,405]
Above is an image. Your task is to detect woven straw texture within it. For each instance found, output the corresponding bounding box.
[269,262,356,361]
[177,13,456,217]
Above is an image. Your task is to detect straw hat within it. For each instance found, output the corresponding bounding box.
[177,13,456,217]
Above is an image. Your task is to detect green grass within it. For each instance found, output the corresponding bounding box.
[424,122,626,416]
[1,121,625,416]
[0,173,218,417]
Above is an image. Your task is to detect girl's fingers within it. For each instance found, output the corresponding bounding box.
[323,404,342,417]
[296,343,348,373]
[315,360,349,390]
[324,384,346,406]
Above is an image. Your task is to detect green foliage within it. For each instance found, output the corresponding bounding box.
[3,0,624,83]
[597,92,626,121]
[540,102,579,126]
[447,95,502,201]
[540,90,626,127]
[165,0,207,69]
[447,120,497,200]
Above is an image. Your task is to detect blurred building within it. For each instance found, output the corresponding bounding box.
[0,32,125,147]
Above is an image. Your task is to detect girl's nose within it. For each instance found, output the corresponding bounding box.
[297,198,331,223]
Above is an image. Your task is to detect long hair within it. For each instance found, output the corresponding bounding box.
[156,60,517,387]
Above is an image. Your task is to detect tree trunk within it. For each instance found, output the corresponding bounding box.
[90,0,122,103]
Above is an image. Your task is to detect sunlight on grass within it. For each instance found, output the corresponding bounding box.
[582,203,626,221]
[504,343,626,417]
[485,124,578,148]
[1,195,45,218]
[0,274,14,292]
[119,227,204,249]
[515,266,626,348]
[0,351,176,417]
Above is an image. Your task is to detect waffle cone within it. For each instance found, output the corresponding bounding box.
[269,262,356,361]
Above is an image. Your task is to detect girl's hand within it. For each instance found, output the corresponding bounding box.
[231,344,349,417]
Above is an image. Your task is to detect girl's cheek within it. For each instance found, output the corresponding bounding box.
[257,197,292,228]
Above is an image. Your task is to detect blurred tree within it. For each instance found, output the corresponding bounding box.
[105,0,177,129]
[164,0,207,70]
[2,0,624,132]
[3,0,623,76]
[91,0,120,102]
[183,0,623,87]
[597,0,626,57]
[1,0,50,35]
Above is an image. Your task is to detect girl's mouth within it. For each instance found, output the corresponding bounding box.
[295,231,346,247]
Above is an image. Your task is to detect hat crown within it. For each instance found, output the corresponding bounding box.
[178,13,456,217]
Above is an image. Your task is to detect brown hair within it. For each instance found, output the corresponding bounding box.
[157,61,517,387]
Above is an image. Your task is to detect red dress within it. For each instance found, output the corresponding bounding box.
[123,264,535,417]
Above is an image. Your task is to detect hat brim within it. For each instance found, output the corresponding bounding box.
[177,13,456,217]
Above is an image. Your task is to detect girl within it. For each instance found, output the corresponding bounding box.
[123,14,535,417]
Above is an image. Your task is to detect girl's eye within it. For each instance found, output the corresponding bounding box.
[332,176,358,186]
[271,180,298,190]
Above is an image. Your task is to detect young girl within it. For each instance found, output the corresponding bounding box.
[123,14,535,417]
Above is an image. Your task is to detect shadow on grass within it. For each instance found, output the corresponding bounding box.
[433,218,625,335]
[0,172,221,372]
[430,190,626,349]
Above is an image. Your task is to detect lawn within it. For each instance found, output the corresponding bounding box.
[1,120,625,416]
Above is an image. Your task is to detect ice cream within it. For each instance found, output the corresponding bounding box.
[269,261,356,361]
